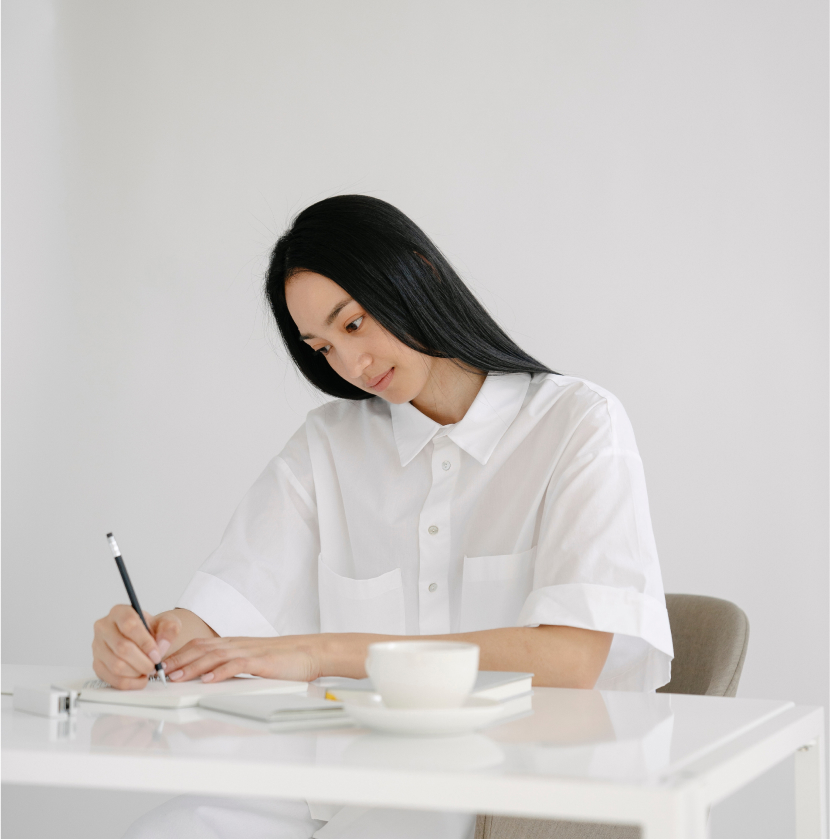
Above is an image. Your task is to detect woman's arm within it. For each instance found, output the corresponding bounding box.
[159,625,613,689]
[325,627,613,688]
[91,606,217,690]
[407,626,612,688]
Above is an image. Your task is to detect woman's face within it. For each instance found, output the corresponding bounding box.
[285,271,435,403]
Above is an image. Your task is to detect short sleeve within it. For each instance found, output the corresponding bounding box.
[517,395,674,691]
[176,424,321,638]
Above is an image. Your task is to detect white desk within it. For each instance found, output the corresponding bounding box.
[1,665,825,839]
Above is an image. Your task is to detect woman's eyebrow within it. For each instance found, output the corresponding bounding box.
[299,297,355,341]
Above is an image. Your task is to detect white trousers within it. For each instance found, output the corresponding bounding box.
[122,795,477,839]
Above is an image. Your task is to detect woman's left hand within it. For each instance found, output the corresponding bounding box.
[161,635,336,684]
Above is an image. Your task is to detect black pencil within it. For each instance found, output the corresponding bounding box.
[106,532,167,684]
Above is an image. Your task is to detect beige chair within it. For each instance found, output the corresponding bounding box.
[656,594,749,698]
[475,594,750,839]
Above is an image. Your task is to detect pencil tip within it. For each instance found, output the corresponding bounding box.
[106,532,113,538]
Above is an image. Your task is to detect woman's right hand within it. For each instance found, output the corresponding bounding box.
[92,605,181,690]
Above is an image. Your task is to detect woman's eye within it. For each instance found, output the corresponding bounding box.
[345,316,364,332]
[315,346,330,356]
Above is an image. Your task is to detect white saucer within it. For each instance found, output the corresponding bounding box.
[342,696,503,737]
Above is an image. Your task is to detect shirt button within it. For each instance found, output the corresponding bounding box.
[442,461,451,471]
[428,525,439,535]
[428,583,438,592]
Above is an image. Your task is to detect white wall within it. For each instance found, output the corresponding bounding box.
[3,2,827,837]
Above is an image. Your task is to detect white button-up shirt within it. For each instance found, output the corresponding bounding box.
[178,372,674,691]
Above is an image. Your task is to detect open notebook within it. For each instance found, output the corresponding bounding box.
[198,693,350,731]
[57,675,309,709]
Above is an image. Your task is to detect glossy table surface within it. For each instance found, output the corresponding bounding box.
[0,665,792,783]
[2,665,824,838]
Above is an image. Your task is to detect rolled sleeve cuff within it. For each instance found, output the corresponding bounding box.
[518,583,672,655]
[177,571,279,638]
[517,584,674,691]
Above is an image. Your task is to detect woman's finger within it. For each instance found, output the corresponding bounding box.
[100,625,157,677]
[162,636,255,674]
[167,647,251,683]
[92,657,149,692]
[149,614,182,660]
[93,635,147,680]
[200,657,257,684]
[92,636,143,679]
[200,649,319,684]
[161,637,225,674]
[110,605,162,667]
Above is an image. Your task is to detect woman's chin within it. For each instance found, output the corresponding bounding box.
[374,382,419,405]
[375,390,410,405]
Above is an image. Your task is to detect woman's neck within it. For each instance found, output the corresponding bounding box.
[410,360,487,426]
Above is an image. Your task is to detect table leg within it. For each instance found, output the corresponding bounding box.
[795,739,827,839]
[641,798,708,839]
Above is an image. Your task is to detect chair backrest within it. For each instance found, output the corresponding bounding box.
[656,594,749,697]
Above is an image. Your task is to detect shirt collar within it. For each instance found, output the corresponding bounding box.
[389,372,532,467]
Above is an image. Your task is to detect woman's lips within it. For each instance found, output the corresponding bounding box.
[367,368,394,392]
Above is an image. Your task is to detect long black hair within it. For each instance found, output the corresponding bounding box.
[265,195,554,400]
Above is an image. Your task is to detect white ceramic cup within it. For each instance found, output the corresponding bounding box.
[365,640,480,709]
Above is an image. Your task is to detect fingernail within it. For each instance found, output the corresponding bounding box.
[157,640,171,657]
[168,670,183,681]
[201,672,214,683]
[149,649,161,664]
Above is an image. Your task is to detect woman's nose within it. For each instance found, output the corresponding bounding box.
[343,350,372,380]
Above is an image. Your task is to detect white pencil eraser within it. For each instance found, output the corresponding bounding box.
[13,684,78,717]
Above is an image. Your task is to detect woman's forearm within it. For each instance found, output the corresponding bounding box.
[324,625,613,689]
[450,625,613,688]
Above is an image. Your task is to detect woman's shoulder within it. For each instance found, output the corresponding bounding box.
[527,371,625,413]
[525,372,636,441]
[276,397,386,468]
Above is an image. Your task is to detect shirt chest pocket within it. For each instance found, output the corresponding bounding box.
[459,547,536,632]
[317,555,406,635]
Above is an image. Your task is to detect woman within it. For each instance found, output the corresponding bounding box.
[94,195,673,839]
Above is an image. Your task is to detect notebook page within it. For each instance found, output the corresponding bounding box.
[57,675,308,709]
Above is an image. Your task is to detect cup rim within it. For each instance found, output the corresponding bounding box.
[367,641,479,655]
